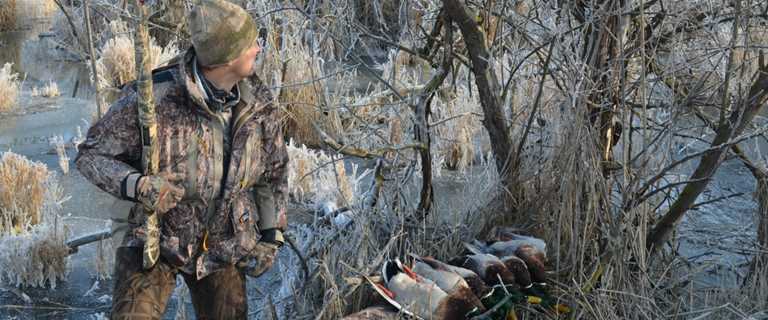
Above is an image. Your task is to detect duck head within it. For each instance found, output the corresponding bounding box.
[449,254,516,287]
[515,244,547,284]
[500,255,532,289]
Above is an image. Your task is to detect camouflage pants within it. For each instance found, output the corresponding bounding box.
[111,247,248,320]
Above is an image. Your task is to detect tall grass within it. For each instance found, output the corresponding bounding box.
[286,139,360,207]
[0,0,16,32]
[0,63,20,112]
[261,12,344,148]
[0,152,49,232]
[19,0,57,22]
[95,26,180,88]
[0,216,70,288]
[0,0,58,31]
[50,135,69,175]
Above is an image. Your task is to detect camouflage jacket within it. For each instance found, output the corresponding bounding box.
[76,49,288,279]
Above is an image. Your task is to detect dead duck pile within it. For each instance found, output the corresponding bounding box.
[342,232,570,319]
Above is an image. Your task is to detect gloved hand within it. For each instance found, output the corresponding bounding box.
[238,241,279,277]
[136,172,186,215]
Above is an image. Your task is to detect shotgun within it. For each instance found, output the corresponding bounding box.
[133,0,161,270]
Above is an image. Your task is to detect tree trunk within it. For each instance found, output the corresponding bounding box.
[414,14,453,219]
[731,145,768,298]
[748,176,768,303]
[442,0,514,186]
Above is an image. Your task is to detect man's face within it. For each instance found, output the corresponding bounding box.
[229,42,261,78]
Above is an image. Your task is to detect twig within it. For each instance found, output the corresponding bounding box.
[51,0,87,58]
[309,119,426,159]
[0,286,31,304]
[689,192,746,210]
[469,295,512,320]
[285,233,310,290]
[0,304,94,311]
[512,39,556,174]
[636,125,768,199]
[429,111,484,127]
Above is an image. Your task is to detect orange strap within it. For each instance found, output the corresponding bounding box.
[202,230,209,252]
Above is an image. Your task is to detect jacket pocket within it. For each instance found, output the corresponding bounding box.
[229,192,260,253]
[229,191,259,233]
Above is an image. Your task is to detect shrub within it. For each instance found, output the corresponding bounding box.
[0,152,69,288]
[31,80,60,98]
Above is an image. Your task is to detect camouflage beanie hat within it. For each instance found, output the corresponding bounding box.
[189,0,258,67]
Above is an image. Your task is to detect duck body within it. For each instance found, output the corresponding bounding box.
[448,253,516,286]
[500,255,532,288]
[412,257,485,312]
[515,244,547,284]
[341,305,399,320]
[381,259,483,320]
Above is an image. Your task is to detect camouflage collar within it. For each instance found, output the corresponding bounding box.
[179,49,213,116]
[192,56,240,113]
[179,49,257,115]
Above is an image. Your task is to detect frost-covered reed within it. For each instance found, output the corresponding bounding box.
[0,152,70,288]
[0,63,20,112]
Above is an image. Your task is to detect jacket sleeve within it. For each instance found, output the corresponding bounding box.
[254,108,289,232]
[75,92,143,200]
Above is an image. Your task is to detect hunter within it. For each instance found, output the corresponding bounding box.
[75,1,288,318]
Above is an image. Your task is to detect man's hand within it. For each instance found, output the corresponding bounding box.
[136,172,185,214]
[238,242,279,278]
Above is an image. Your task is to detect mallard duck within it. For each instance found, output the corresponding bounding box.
[515,244,547,284]
[408,255,490,296]
[465,235,548,286]
[499,254,532,288]
[441,262,490,297]
[467,236,547,259]
[411,256,485,311]
[380,259,481,320]
[448,254,516,286]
